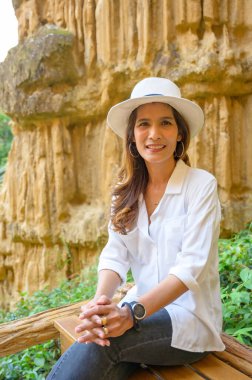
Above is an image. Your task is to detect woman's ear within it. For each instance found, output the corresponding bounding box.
[177,134,182,142]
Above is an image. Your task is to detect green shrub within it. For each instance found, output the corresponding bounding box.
[219,222,252,346]
[0,266,98,323]
[0,340,60,380]
[219,223,252,288]
[0,113,13,168]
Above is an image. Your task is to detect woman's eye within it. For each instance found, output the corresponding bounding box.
[138,121,149,127]
[161,120,172,126]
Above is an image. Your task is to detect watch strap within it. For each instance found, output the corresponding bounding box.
[121,302,141,331]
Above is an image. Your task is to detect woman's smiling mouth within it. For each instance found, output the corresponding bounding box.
[145,144,166,152]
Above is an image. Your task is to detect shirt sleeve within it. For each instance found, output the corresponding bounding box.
[168,178,221,293]
[97,222,130,284]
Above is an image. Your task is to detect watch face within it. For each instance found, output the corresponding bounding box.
[132,303,146,320]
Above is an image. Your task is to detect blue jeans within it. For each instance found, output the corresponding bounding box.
[47,309,208,380]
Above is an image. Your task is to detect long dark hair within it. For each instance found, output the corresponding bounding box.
[111,104,191,234]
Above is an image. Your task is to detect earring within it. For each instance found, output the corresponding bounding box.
[129,142,139,158]
[174,141,184,158]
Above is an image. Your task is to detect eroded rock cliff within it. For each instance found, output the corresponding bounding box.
[0,0,251,308]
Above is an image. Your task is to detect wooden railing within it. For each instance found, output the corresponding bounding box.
[0,286,129,358]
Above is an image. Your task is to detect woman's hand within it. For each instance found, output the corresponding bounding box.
[75,295,111,346]
[75,295,133,346]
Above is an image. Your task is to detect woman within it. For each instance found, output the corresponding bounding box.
[47,77,225,380]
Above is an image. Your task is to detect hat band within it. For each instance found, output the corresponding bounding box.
[144,93,163,96]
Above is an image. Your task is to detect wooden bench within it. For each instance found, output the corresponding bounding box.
[54,315,252,379]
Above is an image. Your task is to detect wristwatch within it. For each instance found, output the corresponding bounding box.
[122,301,146,330]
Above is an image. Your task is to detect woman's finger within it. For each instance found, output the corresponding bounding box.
[77,329,110,346]
[81,303,115,319]
[75,319,98,333]
[80,299,96,313]
[80,295,111,314]
[75,314,102,334]
[79,311,102,324]
[91,326,109,339]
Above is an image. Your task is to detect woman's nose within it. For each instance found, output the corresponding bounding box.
[148,124,161,139]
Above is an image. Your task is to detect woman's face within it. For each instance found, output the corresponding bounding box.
[133,102,181,167]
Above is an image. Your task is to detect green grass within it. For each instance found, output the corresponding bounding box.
[0,225,251,379]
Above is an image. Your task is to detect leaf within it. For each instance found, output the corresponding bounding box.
[240,267,252,289]
[34,357,45,367]
[230,290,250,305]
[233,327,252,335]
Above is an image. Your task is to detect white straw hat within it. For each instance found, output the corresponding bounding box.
[107,77,204,139]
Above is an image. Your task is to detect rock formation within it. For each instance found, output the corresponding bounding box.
[0,0,251,308]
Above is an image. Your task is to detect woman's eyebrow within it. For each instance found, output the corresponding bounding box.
[160,116,174,119]
[136,116,174,122]
[136,118,149,122]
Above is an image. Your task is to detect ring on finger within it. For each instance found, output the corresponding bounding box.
[101,316,107,326]
[102,326,109,335]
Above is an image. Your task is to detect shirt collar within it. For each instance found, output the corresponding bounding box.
[165,159,189,194]
[138,159,189,201]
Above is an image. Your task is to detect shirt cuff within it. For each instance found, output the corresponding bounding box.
[98,259,127,285]
[168,267,199,293]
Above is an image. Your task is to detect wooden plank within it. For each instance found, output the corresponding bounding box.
[222,333,252,363]
[156,364,205,379]
[54,315,80,344]
[191,354,251,380]
[213,351,252,377]
[60,334,73,354]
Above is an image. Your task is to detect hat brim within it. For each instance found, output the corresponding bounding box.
[107,96,204,139]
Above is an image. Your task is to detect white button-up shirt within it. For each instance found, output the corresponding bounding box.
[98,160,225,352]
